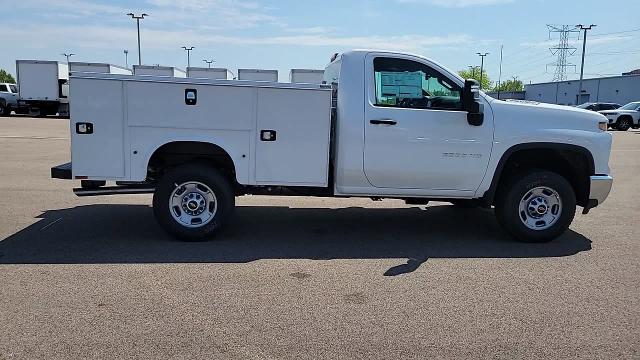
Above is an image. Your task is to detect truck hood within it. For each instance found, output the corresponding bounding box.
[488,99,606,132]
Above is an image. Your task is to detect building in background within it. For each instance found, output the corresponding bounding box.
[523,73,640,106]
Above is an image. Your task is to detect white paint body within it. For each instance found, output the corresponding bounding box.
[600,102,640,126]
[16,60,68,101]
[187,67,233,80]
[133,65,186,78]
[67,50,612,202]
[238,69,278,82]
[290,69,324,84]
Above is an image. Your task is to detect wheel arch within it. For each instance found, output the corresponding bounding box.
[482,142,595,207]
[146,140,239,184]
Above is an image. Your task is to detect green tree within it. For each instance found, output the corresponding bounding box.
[0,69,15,83]
[494,78,524,92]
[458,67,492,90]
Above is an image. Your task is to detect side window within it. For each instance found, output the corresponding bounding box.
[373,57,461,111]
[0,85,8,92]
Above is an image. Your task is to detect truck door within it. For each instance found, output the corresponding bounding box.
[363,54,493,192]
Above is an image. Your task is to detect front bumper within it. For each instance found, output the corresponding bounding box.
[584,175,613,213]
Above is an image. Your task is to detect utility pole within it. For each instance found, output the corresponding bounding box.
[127,13,148,65]
[203,59,215,69]
[61,53,75,64]
[576,24,596,105]
[182,46,195,68]
[124,49,129,68]
[497,45,503,99]
[477,52,489,89]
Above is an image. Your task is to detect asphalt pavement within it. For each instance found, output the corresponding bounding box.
[0,116,638,359]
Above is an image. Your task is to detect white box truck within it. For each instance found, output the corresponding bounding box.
[187,67,234,80]
[69,62,132,75]
[52,50,614,243]
[290,69,324,84]
[238,69,278,82]
[133,65,186,78]
[16,60,70,117]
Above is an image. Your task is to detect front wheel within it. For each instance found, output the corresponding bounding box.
[495,171,576,243]
[0,102,8,116]
[153,163,235,241]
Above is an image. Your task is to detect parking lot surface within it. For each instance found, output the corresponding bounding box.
[0,116,638,359]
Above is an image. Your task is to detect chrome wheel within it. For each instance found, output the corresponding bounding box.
[169,181,217,228]
[518,186,562,231]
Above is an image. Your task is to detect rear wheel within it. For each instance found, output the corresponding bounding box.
[495,170,576,243]
[153,163,235,240]
[616,117,632,131]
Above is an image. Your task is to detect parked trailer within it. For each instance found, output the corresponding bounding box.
[290,69,324,84]
[69,62,132,75]
[133,65,186,78]
[16,60,69,117]
[187,67,234,80]
[238,69,278,82]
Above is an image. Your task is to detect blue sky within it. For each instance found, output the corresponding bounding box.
[2,0,639,84]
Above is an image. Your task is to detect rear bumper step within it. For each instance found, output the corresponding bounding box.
[51,162,72,179]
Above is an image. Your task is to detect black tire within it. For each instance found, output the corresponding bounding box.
[616,117,631,131]
[0,102,8,116]
[495,170,576,243]
[153,163,235,241]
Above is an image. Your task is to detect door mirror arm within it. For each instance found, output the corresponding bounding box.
[462,79,484,126]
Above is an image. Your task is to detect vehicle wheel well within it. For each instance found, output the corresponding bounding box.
[617,115,633,122]
[489,146,593,207]
[147,141,236,184]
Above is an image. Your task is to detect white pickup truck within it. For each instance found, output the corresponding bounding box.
[51,50,613,243]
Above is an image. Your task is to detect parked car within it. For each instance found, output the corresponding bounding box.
[0,82,19,116]
[51,50,613,243]
[576,102,621,112]
[599,101,640,131]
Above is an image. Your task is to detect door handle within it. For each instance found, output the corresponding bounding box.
[370,119,397,125]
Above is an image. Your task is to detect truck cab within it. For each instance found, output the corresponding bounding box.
[51,50,614,243]
[0,82,18,116]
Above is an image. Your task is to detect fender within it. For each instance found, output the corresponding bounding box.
[481,142,595,206]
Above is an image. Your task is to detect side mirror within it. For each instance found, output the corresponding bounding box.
[462,79,484,126]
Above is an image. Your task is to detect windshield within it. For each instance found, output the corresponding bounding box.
[9,85,17,93]
[620,102,640,110]
[576,103,593,109]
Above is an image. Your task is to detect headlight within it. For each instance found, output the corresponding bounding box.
[598,122,608,131]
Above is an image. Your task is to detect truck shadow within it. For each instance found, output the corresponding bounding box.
[0,204,591,275]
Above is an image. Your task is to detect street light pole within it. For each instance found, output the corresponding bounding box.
[127,13,148,66]
[182,46,195,68]
[203,59,215,69]
[468,65,477,79]
[61,53,75,64]
[576,24,596,105]
[477,52,489,89]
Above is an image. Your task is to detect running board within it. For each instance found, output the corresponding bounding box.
[73,186,155,197]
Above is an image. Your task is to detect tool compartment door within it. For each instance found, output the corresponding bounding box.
[70,78,125,178]
[255,87,331,186]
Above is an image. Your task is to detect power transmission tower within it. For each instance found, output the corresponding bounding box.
[546,25,579,82]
